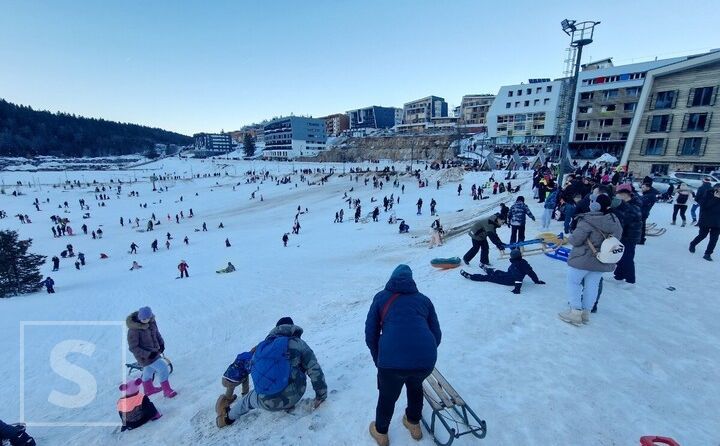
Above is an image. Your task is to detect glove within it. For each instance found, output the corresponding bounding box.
[536,280,546,285]
[532,218,536,222]
[148,351,159,361]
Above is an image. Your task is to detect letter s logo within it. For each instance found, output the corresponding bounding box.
[48,340,97,409]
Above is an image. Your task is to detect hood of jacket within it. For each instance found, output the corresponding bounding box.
[578,211,622,233]
[126,312,153,330]
[268,323,304,339]
[384,264,419,294]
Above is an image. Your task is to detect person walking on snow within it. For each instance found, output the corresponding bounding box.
[365,265,441,446]
[51,256,60,271]
[416,198,423,215]
[689,184,720,261]
[460,248,545,293]
[130,242,138,254]
[542,188,558,229]
[559,195,622,326]
[508,196,535,244]
[691,177,713,225]
[282,233,289,247]
[126,307,177,398]
[178,260,189,278]
[462,213,507,267]
[612,183,642,285]
[216,317,327,428]
[671,183,692,226]
[41,276,55,293]
[151,239,158,252]
[639,181,659,244]
[430,199,437,216]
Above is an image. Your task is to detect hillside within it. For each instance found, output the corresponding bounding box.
[0,99,192,158]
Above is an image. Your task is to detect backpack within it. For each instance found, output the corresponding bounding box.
[583,217,624,264]
[676,193,689,205]
[250,336,291,396]
[223,352,252,383]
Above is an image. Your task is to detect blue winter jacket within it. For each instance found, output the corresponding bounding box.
[544,191,558,210]
[365,265,441,370]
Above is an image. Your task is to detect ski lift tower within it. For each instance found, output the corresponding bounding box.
[558,19,600,177]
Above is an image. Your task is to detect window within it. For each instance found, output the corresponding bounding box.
[508,91,513,97]
[651,164,669,175]
[515,101,520,107]
[624,103,637,112]
[579,106,592,113]
[599,118,613,128]
[678,137,705,156]
[524,100,529,107]
[533,124,545,130]
[534,99,540,106]
[577,120,589,128]
[604,89,619,100]
[526,88,532,95]
[648,115,671,132]
[506,102,511,109]
[580,92,594,101]
[654,91,676,109]
[546,86,552,93]
[517,89,522,96]
[575,133,589,141]
[543,98,550,105]
[684,113,709,131]
[597,133,612,141]
[536,87,542,94]
[626,87,640,97]
[619,132,629,140]
[689,86,715,107]
[640,138,667,156]
[621,117,632,126]
[601,104,616,112]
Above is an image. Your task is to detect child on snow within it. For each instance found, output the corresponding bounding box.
[117,378,161,431]
[460,249,545,294]
[215,352,252,415]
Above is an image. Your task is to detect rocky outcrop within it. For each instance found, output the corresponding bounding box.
[299,135,459,162]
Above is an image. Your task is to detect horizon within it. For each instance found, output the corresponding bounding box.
[1,0,719,136]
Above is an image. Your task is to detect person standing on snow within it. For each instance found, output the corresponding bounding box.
[691,177,713,226]
[178,260,189,278]
[671,183,692,226]
[612,184,642,286]
[462,213,507,267]
[416,198,423,215]
[365,265,441,446]
[51,256,60,271]
[508,196,535,244]
[689,184,720,261]
[216,317,327,428]
[41,276,55,294]
[126,307,177,399]
[130,242,138,254]
[639,181,659,244]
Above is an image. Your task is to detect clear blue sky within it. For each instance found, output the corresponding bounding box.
[1,0,718,135]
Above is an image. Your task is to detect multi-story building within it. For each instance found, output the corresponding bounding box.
[397,96,448,132]
[487,79,564,144]
[621,50,720,176]
[193,133,233,156]
[262,116,326,159]
[320,113,349,137]
[346,106,399,130]
[458,94,495,133]
[568,57,686,160]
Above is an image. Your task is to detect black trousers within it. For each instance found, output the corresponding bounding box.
[463,238,490,265]
[510,225,526,244]
[691,226,719,255]
[375,367,433,434]
[640,218,647,243]
[467,269,514,286]
[672,205,687,222]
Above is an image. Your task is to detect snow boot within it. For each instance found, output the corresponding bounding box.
[402,415,423,440]
[581,310,590,324]
[215,395,235,417]
[689,243,696,253]
[671,220,676,225]
[369,422,389,446]
[460,270,471,279]
[558,309,583,326]
[216,406,235,428]
[703,254,713,261]
[143,380,162,396]
[681,221,686,227]
[161,380,177,398]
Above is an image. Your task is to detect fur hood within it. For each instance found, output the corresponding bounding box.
[126,312,154,330]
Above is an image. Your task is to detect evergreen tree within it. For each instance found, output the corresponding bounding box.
[243,133,256,157]
[145,146,160,159]
[0,230,46,297]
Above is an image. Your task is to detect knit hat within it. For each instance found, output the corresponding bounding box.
[138,306,153,321]
[616,183,633,195]
[276,316,294,327]
[516,196,525,202]
[510,248,522,260]
[594,194,612,213]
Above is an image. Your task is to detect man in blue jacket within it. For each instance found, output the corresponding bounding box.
[365,265,441,446]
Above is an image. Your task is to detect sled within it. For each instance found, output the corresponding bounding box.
[421,368,487,446]
[126,354,174,377]
[639,436,680,446]
[646,227,667,236]
[499,232,566,259]
[431,257,462,270]
[545,246,571,262]
[645,222,657,230]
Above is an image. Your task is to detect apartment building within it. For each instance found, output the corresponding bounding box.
[321,113,349,137]
[397,96,448,132]
[346,106,398,130]
[568,57,686,160]
[621,51,720,176]
[458,94,495,133]
[487,79,564,144]
[262,116,326,159]
[193,133,233,156]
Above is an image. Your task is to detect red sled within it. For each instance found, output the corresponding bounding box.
[640,436,680,446]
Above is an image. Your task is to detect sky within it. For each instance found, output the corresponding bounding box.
[1,0,719,136]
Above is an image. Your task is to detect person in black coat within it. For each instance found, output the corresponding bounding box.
[639,182,659,244]
[612,184,642,284]
[690,185,720,261]
[460,249,545,293]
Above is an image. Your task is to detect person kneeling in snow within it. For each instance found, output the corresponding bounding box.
[216,317,327,428]
[460,248,545,294]
[117,378,161,431]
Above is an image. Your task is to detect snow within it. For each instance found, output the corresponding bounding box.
[0,157,717,445]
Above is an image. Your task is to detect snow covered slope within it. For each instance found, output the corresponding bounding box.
[0,158,717,445]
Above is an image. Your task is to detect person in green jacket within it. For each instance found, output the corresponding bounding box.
[462,213,507,267]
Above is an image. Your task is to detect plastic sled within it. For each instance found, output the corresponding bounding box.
[431,257,462,269]
[545,246,571,262]
[639,436,680,446]
[422,368,487,446]
[126,354,174,377]
[646,227,667,236]
[500,232,566,259]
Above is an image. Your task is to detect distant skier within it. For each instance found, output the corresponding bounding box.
[460,249,545,294]
[178,260,189,278]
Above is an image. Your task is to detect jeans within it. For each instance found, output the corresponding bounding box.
[228,390,262,421]
[463,238,489,265]
[614,242,636,283]
[566,266,603,310]
[142,357,170,383]
[690,203,699,221]
[374,368,433,434]
[510,225,525,244]
[542,208,553,229]
[691,226,720,255]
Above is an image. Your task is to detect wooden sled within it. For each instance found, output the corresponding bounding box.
[499,232,566,259]
[126,354,174,377]
[422,368,487,446]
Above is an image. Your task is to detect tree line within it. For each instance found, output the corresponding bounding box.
[0,99,192,157]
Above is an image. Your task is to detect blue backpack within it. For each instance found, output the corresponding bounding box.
[250,336,291,396]
[223,352,252,383]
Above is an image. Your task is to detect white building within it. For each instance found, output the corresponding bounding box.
[487,79,564,144]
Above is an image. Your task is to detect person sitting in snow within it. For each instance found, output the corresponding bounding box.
[460,248,545,294]
[216,317,327,428]
[215,351,252,417]
[117,377,161,431]
[216,262,236,274]
[130,261,143,271]
[398,220,409,234]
